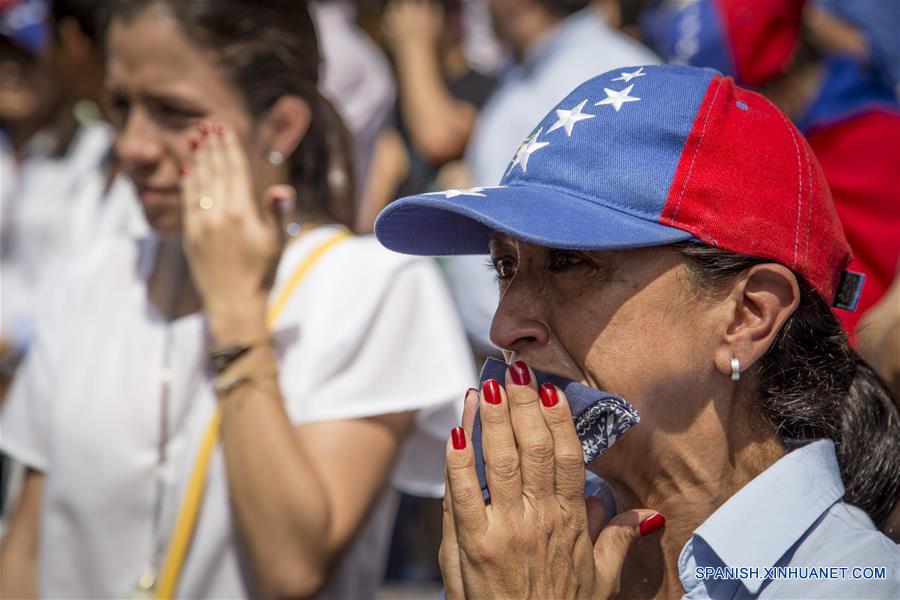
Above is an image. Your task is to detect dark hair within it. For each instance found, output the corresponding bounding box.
[537,0,591,16]
[105,0,356,228]
[618,0,654,29]
[676,242,900,527]
[436,0,462,12]
[52,0,102,42]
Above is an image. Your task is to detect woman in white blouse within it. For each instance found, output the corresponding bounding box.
[0,1,473,598]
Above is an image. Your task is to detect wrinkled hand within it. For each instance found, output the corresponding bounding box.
[382,0,443,49]
[440,362,663,599]
[180,122,294,338]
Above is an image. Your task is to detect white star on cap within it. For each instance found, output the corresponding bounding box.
[424,186,507,198]
[425,187,485,198]
[595,84,641,112]
[510,128,550,174]
[547,99,595,137]
[613,67,646,83]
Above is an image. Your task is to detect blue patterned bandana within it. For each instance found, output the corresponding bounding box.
[471,358,640,502]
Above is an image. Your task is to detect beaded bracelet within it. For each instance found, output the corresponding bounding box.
[208,340,268,374]
[213,363,280,396]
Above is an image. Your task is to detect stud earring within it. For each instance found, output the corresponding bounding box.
[730,357,741,381]
[266,150,284,165]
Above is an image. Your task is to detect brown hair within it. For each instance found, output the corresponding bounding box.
[106,0,355,228]
[537,0,591,16]
[677,242,900,527]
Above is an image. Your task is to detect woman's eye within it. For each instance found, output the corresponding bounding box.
[549,250,585,272]
[490,256,517,280]
[154,104,205,128]
[109,95,130,125]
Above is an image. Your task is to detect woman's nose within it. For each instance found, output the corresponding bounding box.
[115,107,163,168]
[489,285,551,354]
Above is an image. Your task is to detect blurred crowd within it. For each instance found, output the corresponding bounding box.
[0,0,897,598]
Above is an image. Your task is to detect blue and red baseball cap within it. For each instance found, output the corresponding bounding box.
[639,0,805,87]
[0,0,49,54]
[375,64,859,308]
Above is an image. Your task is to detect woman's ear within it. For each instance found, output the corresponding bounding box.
[259,95,312,161]
[714,264,801,378]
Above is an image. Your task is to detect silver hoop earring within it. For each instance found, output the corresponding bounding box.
[266,150,284,165]
[730,357,741,381]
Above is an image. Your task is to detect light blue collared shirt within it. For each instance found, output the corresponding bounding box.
[679,439,900,599]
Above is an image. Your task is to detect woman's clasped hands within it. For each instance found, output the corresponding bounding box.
[441,361,665,599]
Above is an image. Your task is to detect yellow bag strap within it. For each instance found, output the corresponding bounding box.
[155,229,351,599]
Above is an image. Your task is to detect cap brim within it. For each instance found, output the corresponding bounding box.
[375,184,694,255]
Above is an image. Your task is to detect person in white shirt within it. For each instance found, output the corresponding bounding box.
[1,123,145,348]
[1,0,145,360]
[0,1,474,598]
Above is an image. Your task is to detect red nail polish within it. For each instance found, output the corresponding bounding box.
[510,360,531,386]
[639,513,666,537]
[540,383,558,408]
[483,379,501,405]
[451,427,466,450]
[198,122,210,135]
[189,136,199,151]
[214,121,227,134]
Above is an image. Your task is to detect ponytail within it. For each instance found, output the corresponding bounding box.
[289,91,356,230]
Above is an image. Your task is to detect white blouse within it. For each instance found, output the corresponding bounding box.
[1,225,475,598]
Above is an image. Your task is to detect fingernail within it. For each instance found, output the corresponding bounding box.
[451,427,466,450]
[214,121,227,134]
[198,122,210,135]
[509,360,531,386]
[482,379,501,405]
[189,136,200,151]
[639,513,666,537]
[178,164,189,177]
[539,383,558,408]
[465,387,477,400]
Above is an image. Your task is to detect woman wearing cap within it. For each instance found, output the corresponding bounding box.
[0,1,473,598]
[375,64,900,598]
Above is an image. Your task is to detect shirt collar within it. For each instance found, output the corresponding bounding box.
[681,439,845,594]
